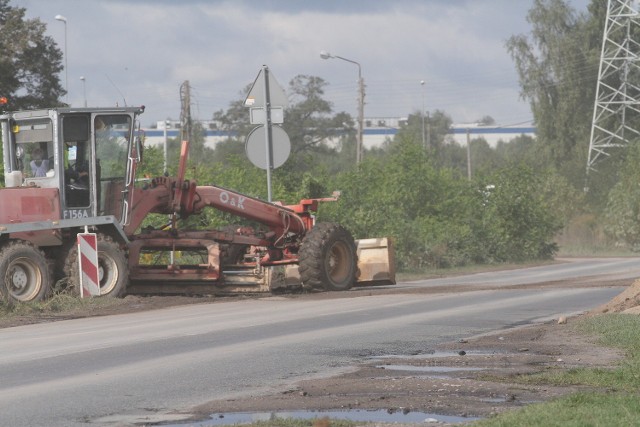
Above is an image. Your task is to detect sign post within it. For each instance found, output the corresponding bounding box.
[244,66,290,202]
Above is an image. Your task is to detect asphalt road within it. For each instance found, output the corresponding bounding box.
[0,258,636,426]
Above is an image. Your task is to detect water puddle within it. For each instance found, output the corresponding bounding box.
[170,409,479,426]
[481,397,541,404]
[368,350,499,360]
[377,364,484,373]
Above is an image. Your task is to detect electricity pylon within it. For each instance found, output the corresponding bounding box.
[586,0,640,186]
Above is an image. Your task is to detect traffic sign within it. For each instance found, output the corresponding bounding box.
[243,65,290,202]
[244,68,288,108]
[78,233,100,297]
[245,125,291,169]
[250,106,284,124]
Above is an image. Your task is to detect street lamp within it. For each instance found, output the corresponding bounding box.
[55,14,68,104]
[467,128,472,180]
[420,80,426,149]
[465,123,482,180]
[320,50,365,164]
[163,120,171,174]
[80,76,86,107]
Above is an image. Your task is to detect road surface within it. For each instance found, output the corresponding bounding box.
[0,257,636,426]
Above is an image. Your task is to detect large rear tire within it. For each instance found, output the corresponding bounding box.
[298,223,357,291]
[63,234,128,297]
[0,241,52,302]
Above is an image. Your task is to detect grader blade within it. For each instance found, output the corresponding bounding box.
[355,237,396,286]
[281,237,395,289]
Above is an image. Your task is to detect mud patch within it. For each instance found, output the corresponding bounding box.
[169,409,478,426]
[190,318,626,426]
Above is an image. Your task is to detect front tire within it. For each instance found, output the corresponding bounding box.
[298,223,357,291]
[64,234,128,297]
[0,241,52,302]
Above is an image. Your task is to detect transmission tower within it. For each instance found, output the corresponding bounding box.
[586,0,640,181]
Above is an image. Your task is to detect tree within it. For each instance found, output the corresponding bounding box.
[213,75,352,155]
[395,109,452,154]
[477,115,496,126]
[506,0,605,187]
[603,140,640,249]
[212,75,356,194]
[480,164,562,261]
[0,0,65,109]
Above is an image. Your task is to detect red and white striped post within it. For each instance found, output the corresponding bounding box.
[77,232,100,297]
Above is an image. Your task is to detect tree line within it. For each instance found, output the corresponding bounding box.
[1,0,637,271]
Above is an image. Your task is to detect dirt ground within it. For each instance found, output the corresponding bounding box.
[2,277,640,426]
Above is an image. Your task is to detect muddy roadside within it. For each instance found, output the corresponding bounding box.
[184,319,621,426]
[184,278,640,426]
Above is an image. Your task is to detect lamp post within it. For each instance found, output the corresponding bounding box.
[420,80,426,150]
[163,120,170,174]
[466,128,472,180]
[80,76,86,107]
[55,15,68,104]
[320,50,365,164]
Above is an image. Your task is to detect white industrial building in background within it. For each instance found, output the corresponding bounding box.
[142,118,536,150]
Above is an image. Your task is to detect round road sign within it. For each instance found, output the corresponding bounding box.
[245,125,291,169]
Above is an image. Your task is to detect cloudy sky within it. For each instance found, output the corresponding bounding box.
[18,0,590,127]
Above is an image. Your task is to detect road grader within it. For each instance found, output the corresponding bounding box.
[0,105,394,302]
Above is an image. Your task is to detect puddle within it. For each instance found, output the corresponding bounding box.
[377,364,484,373]
[481,397,542,404]
[368,350,499,360]
[169,409,480,426]
[481,397,511,403]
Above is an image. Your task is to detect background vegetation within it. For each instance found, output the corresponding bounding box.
[1,0,638,271]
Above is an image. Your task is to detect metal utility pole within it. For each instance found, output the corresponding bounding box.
[357,73,365,164]
[320,51,365,164]
[586,0,640,184]
[466,128,472,180]
[55,15,68,104]
[180,80,192,144]
[421,80,426,149]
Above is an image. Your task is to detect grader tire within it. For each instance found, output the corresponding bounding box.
[64,234,128,297]
[298,223,357,291]
[0,241,52,302]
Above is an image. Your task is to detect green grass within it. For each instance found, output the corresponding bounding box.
[473,392,640,427]
[472,314,640,427]
[0,289,128,319]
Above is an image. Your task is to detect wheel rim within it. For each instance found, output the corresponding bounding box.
[98,254,119,295]
[326,241,352,284]
[6,257,42,301]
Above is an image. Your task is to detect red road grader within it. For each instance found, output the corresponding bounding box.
[0,106,394,302]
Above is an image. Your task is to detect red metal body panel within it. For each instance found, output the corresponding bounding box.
[0,187,63,246]
[125,178,310,243]
[191,186,308,237]
[0,187,61,224]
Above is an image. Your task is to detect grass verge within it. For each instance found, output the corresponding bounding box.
[473,314,640,427]
[0,289,128,320]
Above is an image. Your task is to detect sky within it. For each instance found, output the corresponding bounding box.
[17,0,591,127]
